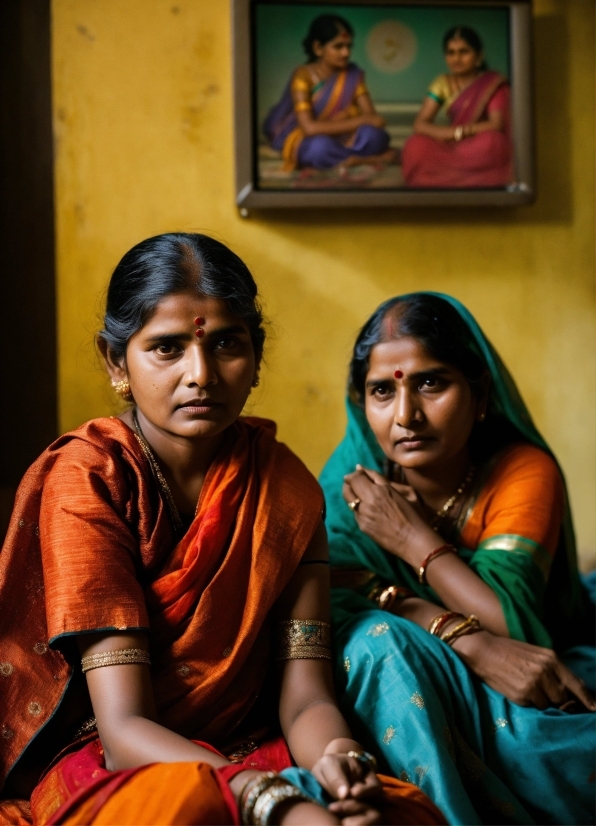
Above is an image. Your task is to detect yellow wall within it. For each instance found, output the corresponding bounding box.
[52,0,595,566]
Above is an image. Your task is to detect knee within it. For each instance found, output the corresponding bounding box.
[299,135,338,167]
[355,125,390,154]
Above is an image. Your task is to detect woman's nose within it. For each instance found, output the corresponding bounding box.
[394,388,418,428]
[186,347,217,388]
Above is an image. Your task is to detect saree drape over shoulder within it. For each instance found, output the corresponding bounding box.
[402,70,513,189]
[0,416,445,825]
[320,293,595,825]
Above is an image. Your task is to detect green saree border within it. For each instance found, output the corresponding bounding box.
[477,534,552,581]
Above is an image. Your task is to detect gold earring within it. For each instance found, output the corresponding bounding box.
[112,379,133,401]
[479,412,486,421]
[252,376,260,388]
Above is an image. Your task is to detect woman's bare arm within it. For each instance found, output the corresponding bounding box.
[276,521,383,820]
[293,84,384,138]
[413,96,504,141]
[412,97,454,140]
[77,632,228,771]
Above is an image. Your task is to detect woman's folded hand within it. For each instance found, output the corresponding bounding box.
[342,466,436,563]
[311,752,382,825]
[454,630,596,711]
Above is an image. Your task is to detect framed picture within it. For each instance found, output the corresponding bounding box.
[233,0,534,209]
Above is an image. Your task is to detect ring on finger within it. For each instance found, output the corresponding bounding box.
[348,498,361,512]
[347,750,377,772]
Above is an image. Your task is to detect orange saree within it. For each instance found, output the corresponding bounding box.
[0,417,321,817]
[1,416,445,825]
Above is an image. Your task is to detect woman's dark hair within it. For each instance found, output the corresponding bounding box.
[349,294,524,461]
[443,26,488,71]
[302,15,354,62]
[98,233,265,362]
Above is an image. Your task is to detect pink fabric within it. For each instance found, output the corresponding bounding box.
[403,78,513,188]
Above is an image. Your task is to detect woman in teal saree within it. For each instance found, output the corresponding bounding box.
[321,293,595,825]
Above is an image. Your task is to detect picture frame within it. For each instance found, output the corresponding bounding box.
[232,0,534,209]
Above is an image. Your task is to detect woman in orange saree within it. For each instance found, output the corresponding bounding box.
[0,234,445,826]
[401,27,513,189]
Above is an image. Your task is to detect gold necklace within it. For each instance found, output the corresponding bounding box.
[432,464,475,529]
[132,409,184,534]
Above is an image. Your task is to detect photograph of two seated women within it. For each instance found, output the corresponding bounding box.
[1,232,594,826]
[257,8,514,191]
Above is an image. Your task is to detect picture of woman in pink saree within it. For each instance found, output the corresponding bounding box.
[402,26,513,189]
[263,15,392,172]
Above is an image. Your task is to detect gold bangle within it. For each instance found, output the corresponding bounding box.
[454,125,464,141]
[81,648,151,673]
[276,620,332,661]
[428,611,462,636]
[440,615,481,645]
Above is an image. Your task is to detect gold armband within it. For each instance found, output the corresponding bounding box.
[276,620,332,661]
[81,648,151,673]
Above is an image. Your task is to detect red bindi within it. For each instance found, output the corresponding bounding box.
[194,317,205,325]
[194,316,205,337]
[394,370,403,379]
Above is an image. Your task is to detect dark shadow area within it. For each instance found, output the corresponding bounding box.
[0,0,57,539]
[243,13,573,228]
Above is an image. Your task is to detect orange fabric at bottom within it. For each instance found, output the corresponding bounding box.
[377,774,447,825]
[56,762,230,826]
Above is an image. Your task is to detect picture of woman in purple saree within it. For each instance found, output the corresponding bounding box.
[263,15,393,171]
[401,26,513,188]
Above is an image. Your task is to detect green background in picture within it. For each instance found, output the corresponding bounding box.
[255,3,509,126]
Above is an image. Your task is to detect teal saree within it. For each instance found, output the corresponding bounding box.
[321,293,595,825]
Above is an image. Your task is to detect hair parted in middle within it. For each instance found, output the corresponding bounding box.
[302,14,354,63]
[98,233,266,364]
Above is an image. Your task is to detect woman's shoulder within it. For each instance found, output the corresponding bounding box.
[291,65,315,90]
[460,442,564,553]
[487,442,560,487]
[32,417,147,498]
[427,73,451,102]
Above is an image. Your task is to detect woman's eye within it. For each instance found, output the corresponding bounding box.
[155,343,179,356]
[214,337,239,351]
[420,377,445,390]
[372,384,392,398]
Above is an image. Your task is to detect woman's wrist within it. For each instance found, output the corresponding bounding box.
[323,737,361,756]
[449,627,489,663]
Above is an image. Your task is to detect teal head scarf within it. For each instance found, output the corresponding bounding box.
[320,292,589,649]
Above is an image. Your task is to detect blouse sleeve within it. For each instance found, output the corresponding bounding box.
[426,74,450,105]
[354,77,368,99]
[40,439,150,645]
[464,444,565,646]
[290,68,313,115]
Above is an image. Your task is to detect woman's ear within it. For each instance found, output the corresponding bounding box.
[97,335,128,384]
[312,39,323,58]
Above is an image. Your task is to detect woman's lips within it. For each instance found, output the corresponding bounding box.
[395,436,433,450]
[178,400,220,413]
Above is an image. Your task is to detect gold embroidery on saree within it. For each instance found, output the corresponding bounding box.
[366,622,389,637]
[383,726,396,744]
[410,692,425,709]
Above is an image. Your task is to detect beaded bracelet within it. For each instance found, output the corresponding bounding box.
[418,544,457,585]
